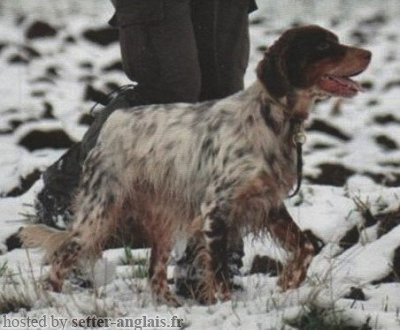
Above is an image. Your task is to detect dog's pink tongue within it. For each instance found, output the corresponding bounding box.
[319,75,362,97]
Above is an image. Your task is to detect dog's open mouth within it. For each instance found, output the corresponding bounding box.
[318,74,363,97]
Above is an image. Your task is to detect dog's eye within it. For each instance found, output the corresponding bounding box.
[316,42,331,51]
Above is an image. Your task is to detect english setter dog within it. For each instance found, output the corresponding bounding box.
[20,25,371,306]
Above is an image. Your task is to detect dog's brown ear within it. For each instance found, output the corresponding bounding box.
[256,45,291,99]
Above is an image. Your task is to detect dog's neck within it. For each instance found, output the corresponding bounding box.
[236,81,308,155]
[245,80,317,126]
[263,82,319,122]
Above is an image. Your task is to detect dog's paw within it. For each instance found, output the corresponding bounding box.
[42,274,64,292]
[277,266,305,291]
[154,291,182,308]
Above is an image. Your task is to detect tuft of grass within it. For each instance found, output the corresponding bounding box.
[0,270,33,314]
[0,261,8,277]
[0,292,32,314]
[288,306,372,330]
[120,246,149,279]
[132,263,148,279]
[120,245,134,265]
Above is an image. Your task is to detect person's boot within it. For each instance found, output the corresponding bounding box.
[174,232,244,300]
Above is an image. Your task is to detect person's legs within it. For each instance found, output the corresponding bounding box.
[116,0,201,103]
[191,0,251,100]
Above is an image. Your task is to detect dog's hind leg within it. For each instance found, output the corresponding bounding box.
[47,192,120,292]
[268,204,315,290]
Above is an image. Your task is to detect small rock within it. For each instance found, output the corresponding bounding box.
[6,169,42,197]
[308,119,350,141]
[363,172,400,187]
[374,114,400,125]
[19,129,75,151]
[32,76,54,84]
[8,54,29,65]
[25,20,58,39]
[64,35,76,44]
[344,287,366,301]
[257,45,268,53]
[9,119,24,129]
[249,17,265,25]
[46,66,59,78]
[384,80,400,91]
[5,232,22,251]
[367,99,379,107]
[311,143,334,150]
[339,226,359,250]
[31,90,46,98]
[0,43,6,54]
[351,30,369,45]
[249,255,282,276]
[79,75,95,84]
[372,246,400,284]
[80,61,94,70]
[42,102,55,119]
[307,163,355,186]
[105,81,119,92]
[330,17,341,27]
[360,207,378,227]
[0,128,13,135]
[82,27,118,46]
[360,12,386,27]
[21,45,41,58]
[15,14,26,25]
[393,246,400,279]
[375,135,398,151]
[377,208,400,237]
[84,85,109,105]
[361,81,374,90]
[102,60,123,72]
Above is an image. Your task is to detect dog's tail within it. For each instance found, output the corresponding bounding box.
[19,224,70,259]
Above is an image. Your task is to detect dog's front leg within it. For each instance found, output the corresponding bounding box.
[268,204,315,290]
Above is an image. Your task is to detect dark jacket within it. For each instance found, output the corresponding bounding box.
[109,0,258,27]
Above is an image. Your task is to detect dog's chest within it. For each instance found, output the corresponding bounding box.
[263,142,297,197]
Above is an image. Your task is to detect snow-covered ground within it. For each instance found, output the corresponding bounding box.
[0,1,400,329]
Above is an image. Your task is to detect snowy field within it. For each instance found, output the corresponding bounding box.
[0,0,400,329]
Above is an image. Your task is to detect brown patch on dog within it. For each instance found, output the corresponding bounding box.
[268,207,315,290]
[232,172,281,233]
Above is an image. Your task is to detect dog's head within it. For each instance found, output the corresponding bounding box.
[257,25,371,107]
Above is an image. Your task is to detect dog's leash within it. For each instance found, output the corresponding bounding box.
[89,84,136,116]
[288,121,306,198]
